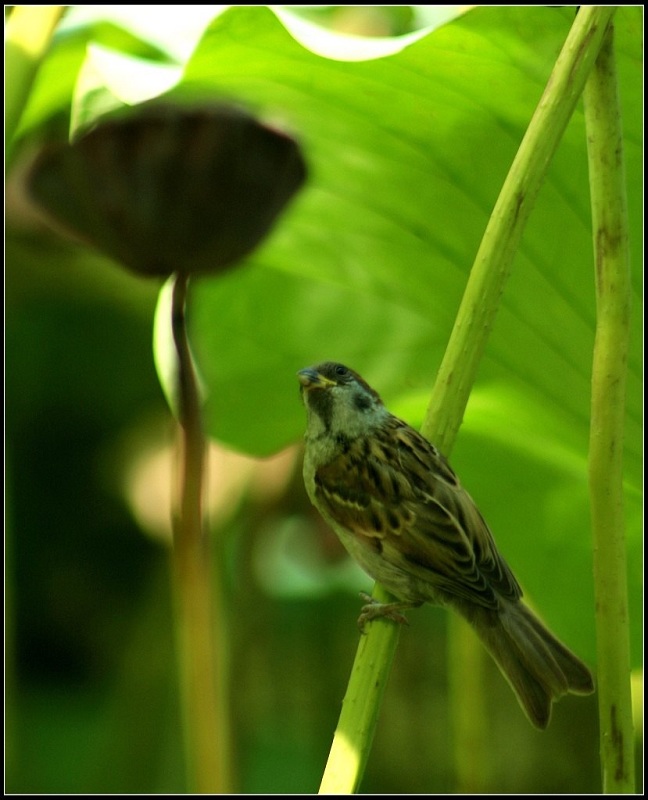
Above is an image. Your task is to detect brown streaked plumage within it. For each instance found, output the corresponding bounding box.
[298,361,594,729]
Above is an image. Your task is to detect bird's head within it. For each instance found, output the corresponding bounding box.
[298,362,387,439]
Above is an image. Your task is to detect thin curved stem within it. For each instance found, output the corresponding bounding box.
[318,8,616,793]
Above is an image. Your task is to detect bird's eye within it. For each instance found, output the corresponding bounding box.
[334,365,349,378]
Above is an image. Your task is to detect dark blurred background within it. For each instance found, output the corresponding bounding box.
[3,237,612,792]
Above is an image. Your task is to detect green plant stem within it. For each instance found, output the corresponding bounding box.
[421,5,617,452]
[319,583,401,793]
[319,7,616,794]
[5,5,65,166]
[171,273,231,793]
[582,23,635,794]
[429,8,614,789]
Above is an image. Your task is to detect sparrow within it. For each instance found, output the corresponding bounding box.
[298,361,594,729]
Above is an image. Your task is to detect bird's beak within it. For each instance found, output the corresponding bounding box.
[297,367,336,390]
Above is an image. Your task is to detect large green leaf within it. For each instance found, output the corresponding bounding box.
[151,6,641,660]
[167,6,642,455]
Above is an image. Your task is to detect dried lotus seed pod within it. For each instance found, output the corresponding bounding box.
[29,102,307,278]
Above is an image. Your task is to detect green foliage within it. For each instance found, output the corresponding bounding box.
[6,5,642,794]
[168,6,640,660]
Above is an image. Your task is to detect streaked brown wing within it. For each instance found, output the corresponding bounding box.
[314,416,521,609]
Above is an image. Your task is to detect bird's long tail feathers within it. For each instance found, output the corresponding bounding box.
[465,601,594,729]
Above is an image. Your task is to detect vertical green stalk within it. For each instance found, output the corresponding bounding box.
[582,23,635,794]
[318,8,616,794]
[171,274,231,793]
[5,5,64,165]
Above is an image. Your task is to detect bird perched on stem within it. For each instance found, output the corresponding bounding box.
[298,361,594,729]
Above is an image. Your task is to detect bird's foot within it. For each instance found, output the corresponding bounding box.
[357,592,422,632]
